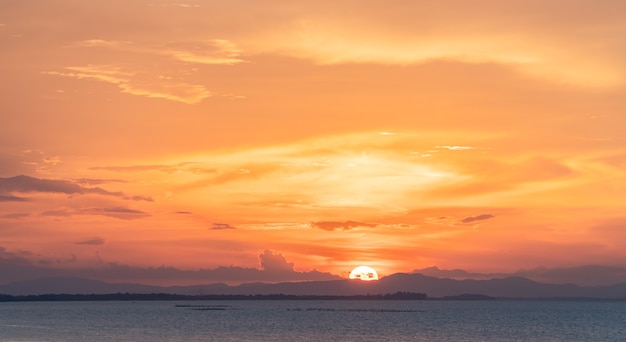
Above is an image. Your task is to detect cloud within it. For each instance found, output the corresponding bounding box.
[168,39,245,65]
[69,39,134,49]
[41,207,150,220]
[461,214,495,223]
[1,175,87,194]
[127,195,154,202]
[0,175,152,202]
[75,238,106,246]
[435,145,474,151]
[150,3,200,9]
[0,247,340,285]
[85,260,340,285]
[0,195,28,202]
[311,221,377,231]
[211,223,236,230]
[245,1,625,87]
[0,150,65,175]
[90,164,175,172]
[46,38,246,104]
[259,250,294,272]
[71,38,245,66]
[90,162,216,174]
[79,207,150,220]
[45,65,211,104]
[73,178,127,186]
[117,81,211,104]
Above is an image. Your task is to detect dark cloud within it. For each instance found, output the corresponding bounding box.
[0,247,61,281]
[461,214,494,223]
[176,211,192,214]
[83,261,341,285]
[1,175,99,194]
[0,175,152,202]
[79,207,150,220]
[211,223,236,230]
[73,178,126,186]
[259,250,293,272]
[0,195,28,202]
[75,238,106,246]
[311,220,377,231]
[128,195,153,202]
[0,246,340,285]
[41,207,149,220]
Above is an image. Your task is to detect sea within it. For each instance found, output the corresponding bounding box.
[1,300,625,341]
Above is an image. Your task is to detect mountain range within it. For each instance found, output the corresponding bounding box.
[413,265,626,286]
[2,272,626,299]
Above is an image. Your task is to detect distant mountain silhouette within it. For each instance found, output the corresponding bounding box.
[413,265,626,286]
[0,277,164,296]
[2,273,626,298]
[413,266,506,280]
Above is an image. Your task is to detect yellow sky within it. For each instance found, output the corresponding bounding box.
[1,0,626,285]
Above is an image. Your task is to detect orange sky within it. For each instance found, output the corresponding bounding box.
[2,0,626,285]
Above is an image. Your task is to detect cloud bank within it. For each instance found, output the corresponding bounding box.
[0,247,340,285]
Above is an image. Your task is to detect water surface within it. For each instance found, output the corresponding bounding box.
[1,300,625,341]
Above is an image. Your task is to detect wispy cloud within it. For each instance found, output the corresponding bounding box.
[311,221,377,231]
[47,38,246,103]
[435,145,474,151]
[168,39,245,65]
[247,2,624,87]
[41,207,149,220]
[69,38,245,66]
[69,39,134,49]
[73,178,127,186]
[44,65,211,104]
[90,162,216,174]
[79,207,150,220]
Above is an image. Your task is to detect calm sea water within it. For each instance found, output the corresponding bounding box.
[1,300,625,341]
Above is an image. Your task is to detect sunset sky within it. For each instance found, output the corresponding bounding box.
[2,0,626,286]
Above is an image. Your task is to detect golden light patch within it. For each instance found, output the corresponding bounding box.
[349,266,379,281]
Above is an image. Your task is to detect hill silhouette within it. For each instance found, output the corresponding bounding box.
[2,273,626,298]
[413,265,626,286]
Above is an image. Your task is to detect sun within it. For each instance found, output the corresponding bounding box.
[349,266,379,281]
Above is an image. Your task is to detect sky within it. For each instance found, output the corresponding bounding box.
[2,0,626,286]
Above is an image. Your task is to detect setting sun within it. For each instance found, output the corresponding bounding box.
[349,266,379,281]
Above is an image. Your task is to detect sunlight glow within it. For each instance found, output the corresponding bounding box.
[349,266,379,281]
